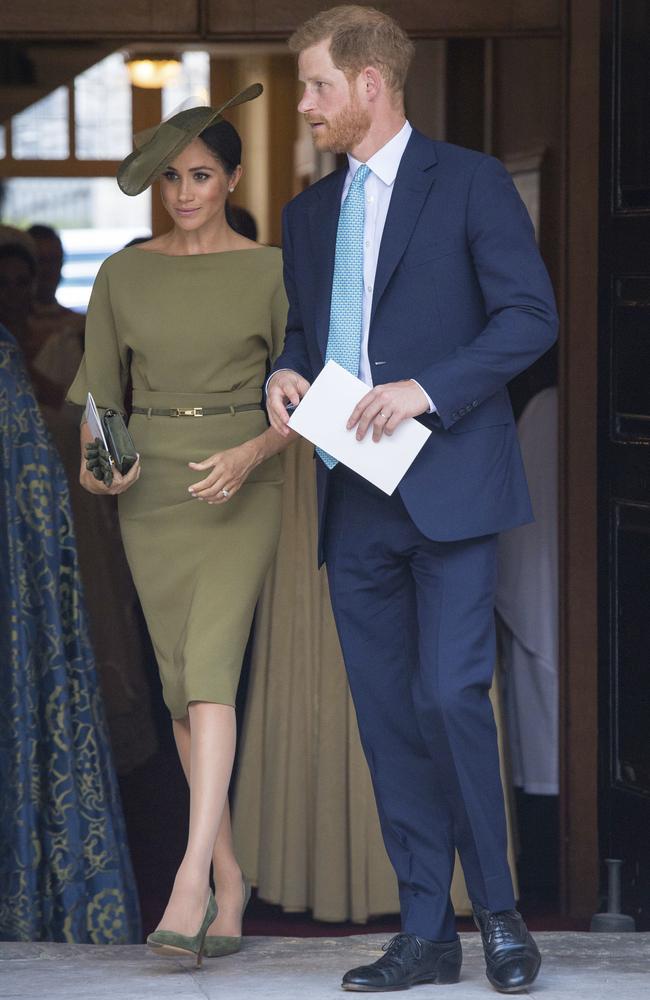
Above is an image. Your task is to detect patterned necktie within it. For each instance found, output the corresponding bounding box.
[317,163,370,469]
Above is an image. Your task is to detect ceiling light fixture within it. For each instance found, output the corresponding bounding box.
[125,55,182,89]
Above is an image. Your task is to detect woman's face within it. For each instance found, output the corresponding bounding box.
[159,138,242,232]
[0,255,34,331]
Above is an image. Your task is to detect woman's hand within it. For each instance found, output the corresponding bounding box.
[79,418,140,496]
[79,453,141,495]
[187,441,258,504]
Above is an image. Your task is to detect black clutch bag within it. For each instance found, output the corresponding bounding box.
[102,409,138,475]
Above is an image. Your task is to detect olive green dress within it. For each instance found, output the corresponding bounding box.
[68,246,286,719]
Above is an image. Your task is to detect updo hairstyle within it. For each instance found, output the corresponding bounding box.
[198,119,242,177]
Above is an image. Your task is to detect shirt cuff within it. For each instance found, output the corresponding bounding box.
[410,379,436,414]
[265,368,292,396]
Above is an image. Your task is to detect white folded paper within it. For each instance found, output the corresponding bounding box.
[84,392,109,451]
[288,360,431,495]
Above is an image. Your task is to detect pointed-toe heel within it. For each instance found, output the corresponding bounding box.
[203,877,252,958]
[147,891,217,967]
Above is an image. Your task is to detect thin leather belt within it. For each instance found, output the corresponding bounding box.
[131,403,262,418]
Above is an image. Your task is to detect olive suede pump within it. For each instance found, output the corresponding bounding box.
[146,891,217,967]
[203,878,252,958]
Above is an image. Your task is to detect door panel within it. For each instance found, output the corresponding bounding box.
[599,0,650,928]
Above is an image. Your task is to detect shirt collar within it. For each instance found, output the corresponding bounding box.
[347,120,412,186]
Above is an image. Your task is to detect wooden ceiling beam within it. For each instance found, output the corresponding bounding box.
[205,0,562,39]
[0,0,562,41]
[0,1,201,39]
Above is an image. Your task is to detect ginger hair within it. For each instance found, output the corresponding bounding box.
[289,5,414,99]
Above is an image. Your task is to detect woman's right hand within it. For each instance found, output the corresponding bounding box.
[79,418,141,495]
[79,454,141,495]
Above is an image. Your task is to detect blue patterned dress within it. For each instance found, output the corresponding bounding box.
[0,325,141,943]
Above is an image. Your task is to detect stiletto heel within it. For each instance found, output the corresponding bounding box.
[147,891,217,964]
[203,876,251,958]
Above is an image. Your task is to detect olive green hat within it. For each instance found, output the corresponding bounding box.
[117,83,263,197]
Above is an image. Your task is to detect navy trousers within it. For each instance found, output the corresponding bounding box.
[324,467,515,942]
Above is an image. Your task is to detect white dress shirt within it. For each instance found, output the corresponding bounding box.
[344,120,433,412]
[270,119,434,412]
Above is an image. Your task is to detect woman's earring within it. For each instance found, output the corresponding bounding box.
[229,186,235,193]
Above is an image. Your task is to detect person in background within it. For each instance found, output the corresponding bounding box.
[28,222,86,328]
[0,240,34,346]
[16,223,159,777]
[0,234,61,406]
[0,321,140,943]
[25,223,85,402]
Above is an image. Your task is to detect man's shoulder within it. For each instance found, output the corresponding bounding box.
[413,131,490,173]
[409,133,517,204]
[285,168,345,217]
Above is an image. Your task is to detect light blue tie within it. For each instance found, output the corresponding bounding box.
[317,163,370,469]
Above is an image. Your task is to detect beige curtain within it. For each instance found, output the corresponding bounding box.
[233,438,517,922]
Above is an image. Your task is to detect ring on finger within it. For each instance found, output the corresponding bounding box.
[220,488,230,498]
[379,410,389,420]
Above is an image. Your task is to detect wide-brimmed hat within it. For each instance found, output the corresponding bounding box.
[117,83,263,197]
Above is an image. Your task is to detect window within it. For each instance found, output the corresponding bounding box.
[163,52,211,118]
[75,53,132,160]
[12,87,69,160]
[2,177,151,311]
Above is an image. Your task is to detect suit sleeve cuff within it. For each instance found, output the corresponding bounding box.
[410,379,437,414]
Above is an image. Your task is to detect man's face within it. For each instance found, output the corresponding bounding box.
[297,41,371,154]
[33,236,63,303]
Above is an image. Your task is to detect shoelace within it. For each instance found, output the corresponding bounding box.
[484,911,518,947]
[381,934,423,961]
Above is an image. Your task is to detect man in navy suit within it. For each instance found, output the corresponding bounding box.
[268,6,557,992]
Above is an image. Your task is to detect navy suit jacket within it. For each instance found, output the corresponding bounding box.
[273,129,559,561]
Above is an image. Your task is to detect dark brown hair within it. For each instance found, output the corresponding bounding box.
[199,119,242,175]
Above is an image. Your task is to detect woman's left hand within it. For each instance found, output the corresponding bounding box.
[187,441,258,504]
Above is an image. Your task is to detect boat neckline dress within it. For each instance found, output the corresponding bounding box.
[68,244,286,719]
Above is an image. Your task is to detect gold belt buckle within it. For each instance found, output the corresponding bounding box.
[172,407,204,417]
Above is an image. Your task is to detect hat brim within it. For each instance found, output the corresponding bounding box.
[117,83,263,197]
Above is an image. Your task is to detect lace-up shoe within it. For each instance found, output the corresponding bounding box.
[472,903,541,992]
[341,932,462,991]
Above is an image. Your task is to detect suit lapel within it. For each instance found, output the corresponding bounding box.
[308,167,346,359]
[370,131,438,325]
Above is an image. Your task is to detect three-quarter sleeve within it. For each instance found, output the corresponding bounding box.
[270,276,289,365]
[67,260,129,414]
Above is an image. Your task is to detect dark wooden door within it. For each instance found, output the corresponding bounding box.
[598,0,650,929]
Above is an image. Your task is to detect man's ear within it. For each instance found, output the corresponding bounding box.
[362,66,382,102]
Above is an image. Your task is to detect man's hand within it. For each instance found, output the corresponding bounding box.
[347,381,430,442]
[267,370,311,436]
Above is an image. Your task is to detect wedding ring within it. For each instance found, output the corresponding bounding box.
[380,411,388,419]
[221,488,230,498]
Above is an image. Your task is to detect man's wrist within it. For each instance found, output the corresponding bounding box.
[265,368,293,395]
[409,379,436,415]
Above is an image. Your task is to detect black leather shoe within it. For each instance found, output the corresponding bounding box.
[472,903,541,993]
[341,932,462,992]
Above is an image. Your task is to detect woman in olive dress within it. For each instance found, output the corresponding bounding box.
[68,85,294,963]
